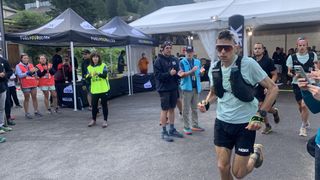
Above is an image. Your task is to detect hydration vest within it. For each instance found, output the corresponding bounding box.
[291,52,314,73]
[211,56,255,102]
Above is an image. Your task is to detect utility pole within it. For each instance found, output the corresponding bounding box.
[0,0,6,58]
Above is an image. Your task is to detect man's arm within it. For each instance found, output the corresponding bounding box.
[270,70,277,83]
[258,77,279,112]
[198,87,217,112]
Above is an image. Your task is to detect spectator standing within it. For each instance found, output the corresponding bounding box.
[179,45,205,135]
[36,55,59,114]
[86,52,110,128]
[7,72,21,108]
[138,53,149,74]
[15,53,42,119]
[154,41,183,142]
[81,49,92,110]
[117,50,126,74]
[0,55,14,142]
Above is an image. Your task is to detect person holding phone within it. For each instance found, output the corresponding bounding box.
[297,70,320,179]
[286,36,318,137]
[15,53,42,119]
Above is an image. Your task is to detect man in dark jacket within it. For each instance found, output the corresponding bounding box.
[0,55,13,143]
[154,41,183,142]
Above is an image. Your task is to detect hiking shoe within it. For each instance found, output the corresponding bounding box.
[7,120,16,126]
[0,126,12,132]
[261,125,272,134]
[191,126,205,132]
[25,113,33,119]
[299,127,307,137]
[251,144,264,168]
[88,120,96,127]
[0,136,6,143]
[169,128,184,138]
[183,128,193,135]
[34,112,43,117]
[102,121,108,128]
[273,108,280,124]
[161,131,174,142]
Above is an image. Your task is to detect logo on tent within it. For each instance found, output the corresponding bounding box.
[103,27,117,34]
[43,19,64,29]
[80,21,95,30]
[63,85,73,94]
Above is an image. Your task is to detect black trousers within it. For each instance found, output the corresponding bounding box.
[91,92,109,121]
[9,86,20,106]
[5,89,11,120]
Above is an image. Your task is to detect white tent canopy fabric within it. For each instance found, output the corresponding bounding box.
[130,0,320,60]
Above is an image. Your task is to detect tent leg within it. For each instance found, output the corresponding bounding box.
[126,45,131,96]
[70,41,77,111]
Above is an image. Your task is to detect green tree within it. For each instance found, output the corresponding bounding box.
[12,10,51,30]
[3,0,34,10]
[49,0,96,24]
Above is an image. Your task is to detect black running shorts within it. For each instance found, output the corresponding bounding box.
[159,90,178,110]
[292,84,303,102]
[214,118,256,156]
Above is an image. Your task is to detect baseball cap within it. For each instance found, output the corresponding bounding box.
[186,46,194,53]
[81,49,91,54]
[160,41,172,49]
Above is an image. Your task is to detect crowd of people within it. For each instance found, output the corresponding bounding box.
[153,30,319,179]
[0,30,319,179]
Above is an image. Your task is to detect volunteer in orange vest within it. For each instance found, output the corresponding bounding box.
[36,55,59,114]
[15,53,42,119]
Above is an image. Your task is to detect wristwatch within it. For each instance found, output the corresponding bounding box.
[258,109,267,117]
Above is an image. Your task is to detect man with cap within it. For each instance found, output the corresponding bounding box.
[81,49,92,109]
[179,45,205,135]
[154,41,184,142]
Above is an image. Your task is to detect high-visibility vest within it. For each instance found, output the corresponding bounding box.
[18,63,38,88]
[87,63,110,94]
[36,63,55,87]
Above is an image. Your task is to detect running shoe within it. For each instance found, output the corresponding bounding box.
[183,128,192,135]
[161,131,174,142]
[261,125,272,134]
[273,108,280,124]
[191,126,205,132]
[299,127,307,137]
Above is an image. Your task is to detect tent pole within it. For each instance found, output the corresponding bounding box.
[109,48,112,74]
[126,45,131,95]
[129,45,133,95]
[70,41,77,111]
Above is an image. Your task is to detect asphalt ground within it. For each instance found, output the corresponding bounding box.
[0,90,318,180]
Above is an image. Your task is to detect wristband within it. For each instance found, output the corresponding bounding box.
[201,100,210,111]
[249,115,264,123]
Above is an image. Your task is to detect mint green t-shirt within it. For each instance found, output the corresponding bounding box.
[208,56,268,124]
[286,52,317,84]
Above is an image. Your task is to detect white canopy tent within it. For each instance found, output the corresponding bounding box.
[130,0,320,60]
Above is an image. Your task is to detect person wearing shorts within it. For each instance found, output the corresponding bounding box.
[16,53,42,119]
[286,36,318,137]
[154,41,183,142]
[253,43,280,134]
[198,30,278,179]
[36,55,59,114]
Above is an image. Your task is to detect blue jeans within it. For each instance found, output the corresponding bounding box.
[316,145,320,180]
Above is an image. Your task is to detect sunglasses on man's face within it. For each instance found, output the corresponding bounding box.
[216,45,233,52]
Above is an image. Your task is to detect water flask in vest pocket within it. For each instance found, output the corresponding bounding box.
[230,66,255,102]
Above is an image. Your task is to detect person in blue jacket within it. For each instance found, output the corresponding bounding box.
[179,45,205,135]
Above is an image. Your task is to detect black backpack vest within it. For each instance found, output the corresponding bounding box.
[212,56,255,102]
[291,52,314,73]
